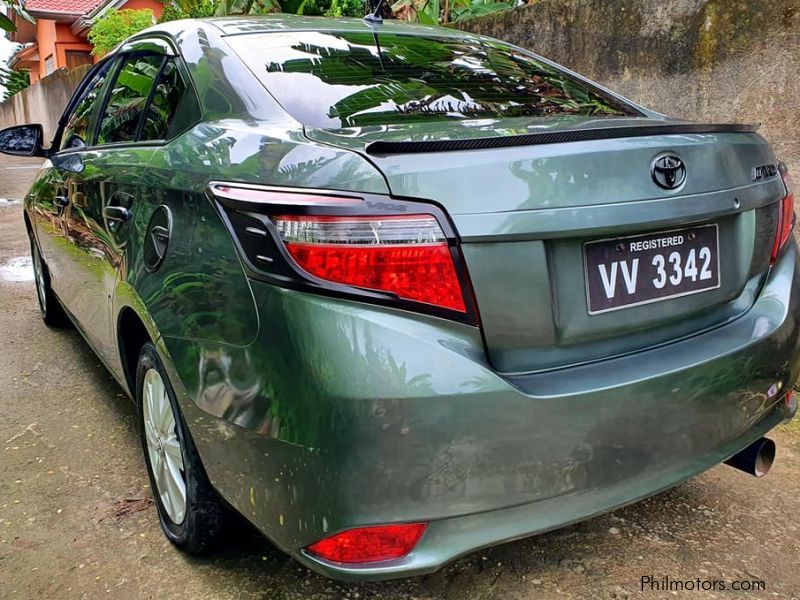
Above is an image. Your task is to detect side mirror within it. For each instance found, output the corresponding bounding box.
[0,124,46,157]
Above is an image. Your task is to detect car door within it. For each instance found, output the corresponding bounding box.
[33,59,116,304]
[62,48,168,366]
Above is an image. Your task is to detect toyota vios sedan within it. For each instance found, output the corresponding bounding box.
[3,15,798,580]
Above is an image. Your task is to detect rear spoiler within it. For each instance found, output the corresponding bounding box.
[364,122,759,156]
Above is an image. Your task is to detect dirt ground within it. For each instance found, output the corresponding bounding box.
[1,154,800,600]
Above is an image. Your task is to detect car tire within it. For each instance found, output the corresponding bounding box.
[136,342,226,554]
[29,234,69,328]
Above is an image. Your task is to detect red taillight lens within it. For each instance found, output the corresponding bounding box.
[772,163,795,264]
[306,523,427,564]
[273,215,467,313]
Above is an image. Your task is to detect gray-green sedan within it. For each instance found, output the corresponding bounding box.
[1,14,797,581]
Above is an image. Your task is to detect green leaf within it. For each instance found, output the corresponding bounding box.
[453,1,510,21]
[116,69,154,96]
[418,0,440,24]
[417,8,437,24]
[0,13,15,32]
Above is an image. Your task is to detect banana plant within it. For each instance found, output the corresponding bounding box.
[0,65,30,101]
[164,0,513,24]
[391,0,512,24]
[213,0,280,14]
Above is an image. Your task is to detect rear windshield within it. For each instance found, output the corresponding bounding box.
[227,31,640,129]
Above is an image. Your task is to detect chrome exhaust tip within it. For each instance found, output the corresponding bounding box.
[724,437,775,478]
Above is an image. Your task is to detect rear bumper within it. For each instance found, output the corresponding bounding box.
[162,243,800,581]
[298,406,790,581]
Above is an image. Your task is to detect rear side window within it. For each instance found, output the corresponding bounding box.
[59,61,114,151]
[227,31,640,129]
[97,54,163,145]
[140,58,196,141]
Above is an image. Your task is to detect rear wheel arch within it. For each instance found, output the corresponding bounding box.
[117,306,155,399]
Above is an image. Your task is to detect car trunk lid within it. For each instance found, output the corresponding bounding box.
[306,118,785,372]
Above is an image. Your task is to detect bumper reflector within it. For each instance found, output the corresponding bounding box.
[306,522,427,564]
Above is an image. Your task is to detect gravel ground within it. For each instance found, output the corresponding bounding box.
[1,155,800,600]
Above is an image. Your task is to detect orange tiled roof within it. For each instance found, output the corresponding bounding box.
[24,0,107,15]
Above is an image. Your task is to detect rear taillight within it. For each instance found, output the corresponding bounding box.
[772,162,795,264]
[209,183,476,322]
[272,214,466,312]
[305,523,427,564]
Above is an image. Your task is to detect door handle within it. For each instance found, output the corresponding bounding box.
[54,195,69,208]
[103,206,131,223]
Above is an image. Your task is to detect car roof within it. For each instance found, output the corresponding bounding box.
[208,14,469,37]
[143,14,473,41]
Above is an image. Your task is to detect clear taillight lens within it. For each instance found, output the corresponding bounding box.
[272,214,467,313]
[772,163,795,264]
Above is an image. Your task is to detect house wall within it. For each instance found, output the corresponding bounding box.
[29,20,91,81]
[53,22,93,71]
[10,17,37,44]
[35,19,57,79]
[24,0,163,81]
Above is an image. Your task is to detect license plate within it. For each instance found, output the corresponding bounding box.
[584,224,720,315]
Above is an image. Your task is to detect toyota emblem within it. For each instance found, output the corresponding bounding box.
[651,154,687,190]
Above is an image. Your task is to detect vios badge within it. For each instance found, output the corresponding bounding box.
[651,154,687,190]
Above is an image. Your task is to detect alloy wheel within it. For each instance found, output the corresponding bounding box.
[142,367,186,524]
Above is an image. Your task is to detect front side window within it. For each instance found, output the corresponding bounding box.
[59,61,114,151]
[227,31,641,129]
[97,54,163,145]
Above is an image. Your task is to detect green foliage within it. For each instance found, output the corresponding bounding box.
[158,0,508,26]
[158,0,277,21]
[289,0,364,16]
[449,0,513,22]
[0,65,29,102]
[391,0,513,24]
[213,0,268,15]
[88,8,156,56]
[296,0,330,15]
[325,0,363,17]
[157,0,218,21]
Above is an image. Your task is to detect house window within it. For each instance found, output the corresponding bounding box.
[44,54,55,75]
[65,51,93,70]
